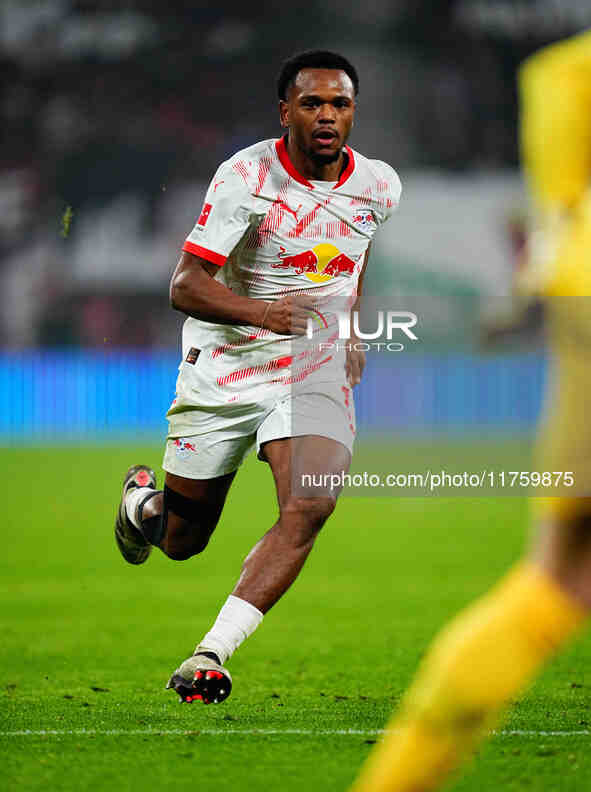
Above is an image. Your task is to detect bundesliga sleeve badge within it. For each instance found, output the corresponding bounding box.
[197,203,213,226]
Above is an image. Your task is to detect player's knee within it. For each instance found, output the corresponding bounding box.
[280,495,336,538]
[164,521,212,561]
[534,507,591,608]
[541,506,591,551]
[161,485,218,561]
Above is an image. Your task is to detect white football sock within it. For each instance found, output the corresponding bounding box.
[198,595,264,664]
[125,487,155,528]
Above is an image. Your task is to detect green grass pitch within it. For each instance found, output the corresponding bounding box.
[2,445,591,791]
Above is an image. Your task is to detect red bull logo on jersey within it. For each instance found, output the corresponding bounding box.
[174,438,198,458]
[273,243,358,283]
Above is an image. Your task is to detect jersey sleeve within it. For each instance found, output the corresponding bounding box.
[519,30,591,213]
[183,163,252,266]
[371,160,402,225]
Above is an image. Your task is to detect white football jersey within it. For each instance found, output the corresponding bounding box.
[177,136,401,399]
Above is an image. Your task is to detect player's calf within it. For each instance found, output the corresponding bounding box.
[230,494,339,613]
[158,484,221,560]
[119,480,221,562]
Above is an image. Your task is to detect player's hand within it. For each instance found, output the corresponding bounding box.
[261,295,317,335]
[345,338,365,386]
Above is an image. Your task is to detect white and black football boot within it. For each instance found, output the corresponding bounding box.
[114,464,156,565]
[166,648,232,705]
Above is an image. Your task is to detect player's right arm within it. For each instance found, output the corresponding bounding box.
[170,163,313,334]
[170,253,313,335]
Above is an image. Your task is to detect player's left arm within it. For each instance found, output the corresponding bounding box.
[345,243,371,387]
[344,162,401,385]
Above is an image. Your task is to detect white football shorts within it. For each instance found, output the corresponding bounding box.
[162,365,356,481]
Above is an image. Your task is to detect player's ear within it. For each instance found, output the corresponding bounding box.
[279,100,289,128]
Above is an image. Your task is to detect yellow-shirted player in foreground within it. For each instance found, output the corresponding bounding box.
[350,30,591,792]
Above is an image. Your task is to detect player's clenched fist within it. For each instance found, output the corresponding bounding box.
[260,295,317,335]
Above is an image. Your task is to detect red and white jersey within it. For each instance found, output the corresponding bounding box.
[177,136,401,400]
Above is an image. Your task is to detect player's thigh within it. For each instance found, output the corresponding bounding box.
[257,385,354,504]
[261,435,351,506]
[165,470,236,511]
[157,471,237,558]
[162,433,253,529]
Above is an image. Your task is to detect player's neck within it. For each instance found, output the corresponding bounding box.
[286,135,346,182]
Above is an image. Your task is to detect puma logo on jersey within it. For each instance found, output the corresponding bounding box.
[273,199,302,221]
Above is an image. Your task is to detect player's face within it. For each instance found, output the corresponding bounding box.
[280,68,356,165]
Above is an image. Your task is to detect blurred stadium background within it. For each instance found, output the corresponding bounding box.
[1,0,589,443]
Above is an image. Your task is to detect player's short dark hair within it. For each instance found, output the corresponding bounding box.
[277,50,359,101]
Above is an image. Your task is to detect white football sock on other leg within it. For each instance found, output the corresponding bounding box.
[199,595,264,664]
[125,487,155,528]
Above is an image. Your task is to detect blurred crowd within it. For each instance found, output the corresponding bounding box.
[1,0,588,348]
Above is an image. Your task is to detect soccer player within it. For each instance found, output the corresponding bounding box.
[113,51,401,704]
[350,30,591,792]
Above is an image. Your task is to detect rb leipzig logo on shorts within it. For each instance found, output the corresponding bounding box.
[174,438,198,458]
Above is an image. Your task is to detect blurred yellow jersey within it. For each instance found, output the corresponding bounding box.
[518,29,591,297]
